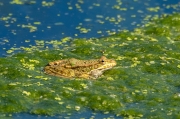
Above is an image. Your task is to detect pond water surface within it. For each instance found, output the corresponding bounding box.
[0,0,180,119]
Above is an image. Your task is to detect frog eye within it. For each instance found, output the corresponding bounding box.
[53,62,58,65]
[101,60,104,62]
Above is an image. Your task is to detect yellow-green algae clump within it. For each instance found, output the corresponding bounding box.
[1,14,180,118]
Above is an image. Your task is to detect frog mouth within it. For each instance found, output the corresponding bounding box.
[97,61,116,70]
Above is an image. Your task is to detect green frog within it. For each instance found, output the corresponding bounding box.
[44,56,116,79]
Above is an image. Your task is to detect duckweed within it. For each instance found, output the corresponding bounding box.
[0,14,180,118]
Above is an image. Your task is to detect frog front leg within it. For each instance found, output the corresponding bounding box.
[89,69,103,79]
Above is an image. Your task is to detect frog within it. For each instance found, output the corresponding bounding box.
[44,56,116,79]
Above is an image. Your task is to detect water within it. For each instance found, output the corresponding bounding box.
[0,0,179,118]
[0,0,179,57]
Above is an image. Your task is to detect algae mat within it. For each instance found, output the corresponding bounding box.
[1,14,180,118]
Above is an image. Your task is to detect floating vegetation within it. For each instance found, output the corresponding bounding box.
[0,13,180,118]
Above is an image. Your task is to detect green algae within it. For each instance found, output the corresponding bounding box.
[1,14,180,118]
